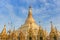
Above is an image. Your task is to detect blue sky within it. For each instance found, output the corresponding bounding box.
[0,0,60,32]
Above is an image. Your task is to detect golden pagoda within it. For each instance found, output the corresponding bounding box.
[0,6,59,40]
[49,21,58,40]
[18,6,48,40]
[0,25,7,40]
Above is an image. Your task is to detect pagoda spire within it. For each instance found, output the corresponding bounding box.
[1,24,6,35]
[50,21,56,32]
[28,6,32,18]
[25,6,35,24]
[50,21,53,29]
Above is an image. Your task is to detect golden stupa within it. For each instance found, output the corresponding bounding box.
[0,6,60,40]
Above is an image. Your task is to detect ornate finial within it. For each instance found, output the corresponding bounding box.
[4,24,6,29]
[50,21,56,32]
[50,21,52,24]
[28,6,32,17]
[25,6,35,24]
[50,21,53,30]
[4,24,6,27]
[50,21,53,27]
[13,26,15,31]
[29,5,32,8]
